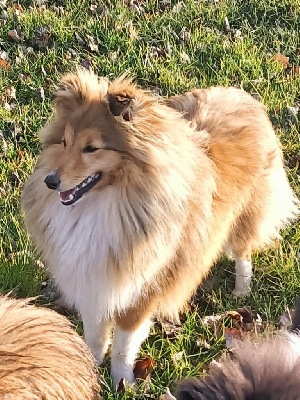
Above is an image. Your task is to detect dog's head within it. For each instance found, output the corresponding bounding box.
[40,69,179,206]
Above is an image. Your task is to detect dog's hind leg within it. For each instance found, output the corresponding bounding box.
[111,306,153,387]
[228,218,254,297]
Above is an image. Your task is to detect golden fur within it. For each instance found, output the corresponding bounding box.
[0,296,100,399]
[21,69,299,384]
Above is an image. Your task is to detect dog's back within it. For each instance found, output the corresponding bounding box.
[0,296,100,400]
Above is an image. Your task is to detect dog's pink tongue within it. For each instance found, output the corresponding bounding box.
[60,188,76,202]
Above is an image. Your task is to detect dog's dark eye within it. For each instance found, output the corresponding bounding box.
[61,139,66,147]
[82,145,99,153]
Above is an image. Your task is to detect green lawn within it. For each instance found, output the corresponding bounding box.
[0,0,299,398]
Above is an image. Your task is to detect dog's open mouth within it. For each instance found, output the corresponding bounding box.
[59,172,102,206]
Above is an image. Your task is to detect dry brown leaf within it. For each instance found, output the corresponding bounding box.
[133,357,156,380]
[225,327,242,349]
[160,319,182,339]
[8,28,21,42]
[226,310,242,322]
[0,59,10,70]
[125,20,138,40]
[272,53,289,69]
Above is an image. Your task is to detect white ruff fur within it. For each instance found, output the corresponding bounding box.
[40,188,180,318]
[40,191,144,318]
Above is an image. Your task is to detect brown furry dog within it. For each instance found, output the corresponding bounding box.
[0,296,100,399]
[177,300,300,400]
[21,69,299,385]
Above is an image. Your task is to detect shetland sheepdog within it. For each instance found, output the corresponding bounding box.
[0,296,100,399]
[21,69,298,385]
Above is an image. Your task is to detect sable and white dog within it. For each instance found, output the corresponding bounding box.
[21,69,299,385]
[0,296,100,399]
[177,301,300,400]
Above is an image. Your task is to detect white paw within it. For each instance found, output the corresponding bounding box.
[111,361,135,388]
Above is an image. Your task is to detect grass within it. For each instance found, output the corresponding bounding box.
[0,0,299,398]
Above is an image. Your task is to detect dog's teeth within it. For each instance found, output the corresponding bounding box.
[87,178,92,183]
[69,194,74,200]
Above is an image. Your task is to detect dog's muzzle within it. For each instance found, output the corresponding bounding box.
[44,170,61,190]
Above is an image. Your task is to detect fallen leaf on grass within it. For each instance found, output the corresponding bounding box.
[160,388,177,400]
[53,6,65,16]
[150,46,166,59]
[289,155,300,169]
[171,351,184,363]
[67,48,77,59]
[160,0,170,11]
[196,336,211,349]
[5,85,16,99]
[172,1,185,13]
[86,34,98,52]
[179,27,190,43]
[272,53,289,69]
[180,51,190,63]
[36,87,45,101]
[127,0,143,14]
[0,130,8,155]
[34,25,51,49]
[1,9,8,20]
[225,327,243,349]
[8,28,21,42]
[160,319,182,339]
[0,59,10,70]
[286,66,300,77]
[133,357,156,380]
[125,20,138,40]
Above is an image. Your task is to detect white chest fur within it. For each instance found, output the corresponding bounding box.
[39,188,146,320]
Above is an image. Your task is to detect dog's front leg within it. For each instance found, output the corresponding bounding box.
[81,312,113,365]
[111,308,153,387]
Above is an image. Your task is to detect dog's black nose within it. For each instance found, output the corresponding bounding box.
[44,171,61,190]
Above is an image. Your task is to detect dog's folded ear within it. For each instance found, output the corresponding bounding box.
[106,76,137,122]
[107,94,133,121]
